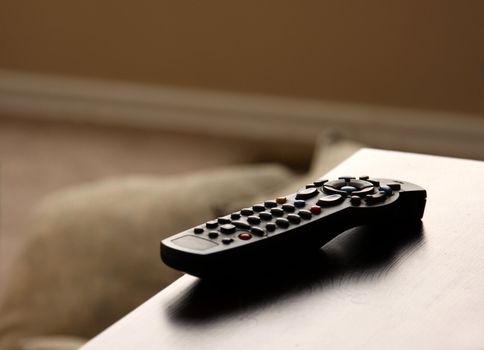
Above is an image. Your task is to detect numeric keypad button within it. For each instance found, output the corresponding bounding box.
[251,227,266,237]
[287,214,301,224]
[275,218,290,228]
[247,216,261,225]
[270,208,284,217]
[220,224,236,234]
[298,210,312,220]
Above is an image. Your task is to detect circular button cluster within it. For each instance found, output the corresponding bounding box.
[323,179,374,196]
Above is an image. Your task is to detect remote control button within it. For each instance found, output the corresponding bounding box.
[353,180,374,188]
[313,179,328,187]
[222,238,234,244]
[247,215,261,225]
[310,206,322,214]
[220,224,236,234]
[324,179,374,195]
[379,185,393,195]
[282,204,295,212]
[275,218,290,228]
[367,179,380,186]
[276,196,287,204]
[287,214,301,224]
[230,212,241,220]
[387,182,401,191]
[324,180,345,190]
[340,185,357,193]
[352,187,374,196]
[296,187,319,200]
[238,232,252,240]
[266,223,276,232]
[305,184,316,188]
[317,194,343,206]
[251,227,266,237]
[339,176,356,181]
[259,211,273,221]
[208,231,219,238]
[232,221,251,230]
[270,208,284,217]
[294,200,306,208]
[193,227,204,234]
[206,220,218,229]
[217,217,231,224]
[264,200,278,208]
[365,192,386,204]
[350,195,361,205]
[298,210,312,219]
[359,175,369,180]
[252,204,265,212]
[241,208,254,216]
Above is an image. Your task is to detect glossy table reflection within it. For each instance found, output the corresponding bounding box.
[82,149,484,350]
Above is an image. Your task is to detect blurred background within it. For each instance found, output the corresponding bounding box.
[0,0,483,311]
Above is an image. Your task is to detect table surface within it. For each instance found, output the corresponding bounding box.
[82,149,484,350]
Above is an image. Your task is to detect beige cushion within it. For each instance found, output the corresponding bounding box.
[0,164,295,350]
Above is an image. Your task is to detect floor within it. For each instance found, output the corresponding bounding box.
[0,117,286,297]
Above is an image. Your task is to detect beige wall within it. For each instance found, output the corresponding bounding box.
[0,1,483,114]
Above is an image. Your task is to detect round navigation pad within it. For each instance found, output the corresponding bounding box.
[323,178,374,196]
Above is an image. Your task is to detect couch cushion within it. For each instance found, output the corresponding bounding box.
[0,164,294,350]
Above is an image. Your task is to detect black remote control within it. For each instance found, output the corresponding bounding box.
[160,176,426,278]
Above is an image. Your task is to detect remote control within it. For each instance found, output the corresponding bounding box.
[160,176,426,278]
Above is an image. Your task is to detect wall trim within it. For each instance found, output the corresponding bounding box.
[1,69,483,159]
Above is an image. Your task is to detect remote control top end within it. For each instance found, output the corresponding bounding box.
[160,176,426,278]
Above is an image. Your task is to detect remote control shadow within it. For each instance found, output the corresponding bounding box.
[166,221,424,324]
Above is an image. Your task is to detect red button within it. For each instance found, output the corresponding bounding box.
[238,232,253,240]
[310,206,321,214]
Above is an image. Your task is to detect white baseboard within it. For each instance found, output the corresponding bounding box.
[1,69,483,159]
